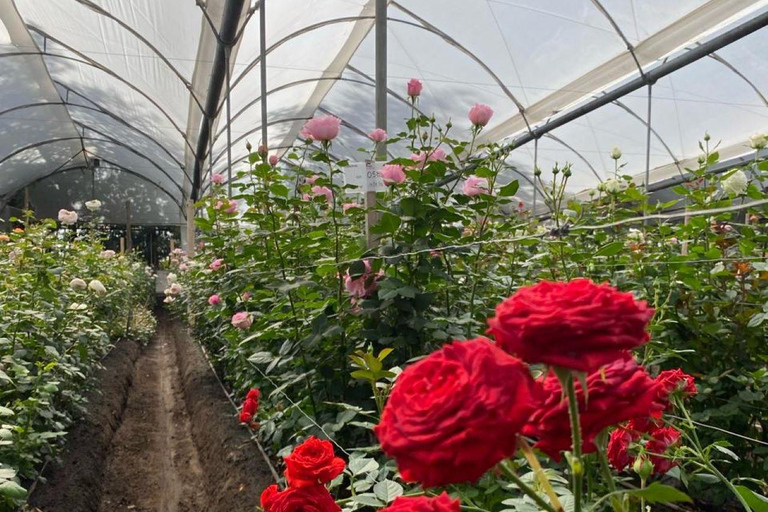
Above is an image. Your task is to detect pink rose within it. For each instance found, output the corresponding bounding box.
[302,193,311,201]
[302,116,341,142]
[306,175,320,185]
[311,186,334,203]
[242,292,252,301]
[344,260,381,298]
[299,126,314,142]
[210,258,224,271]
[269,154,279,166]
[468,104,494,127]
[380,164,406,185]
[343,202,361,213]
[369,128,387,143]
[179,263,189,271]
[462,176,489,196]
[225,199,238,214]
[208,294,221,306]
[410,148,447,167]
[407,78,423,97]
[215,200,224,210]
[232,312,253,330]
[211,173,224,185]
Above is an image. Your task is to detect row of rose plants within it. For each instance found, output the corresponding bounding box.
[167,79,768,512]
[0,205,156,509]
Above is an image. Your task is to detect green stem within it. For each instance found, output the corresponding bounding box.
[564,372,584,512]
[500,461,559,512]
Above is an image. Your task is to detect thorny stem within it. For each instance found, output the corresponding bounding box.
[518,437,565,512]
[562,371,584,512]
[500,460,559,512]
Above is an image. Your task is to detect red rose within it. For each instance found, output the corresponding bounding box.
[381,493,459,512]
[607,428,634,471]
[374,338,541,487]
[284,437,345,488]
[646,426,681,475]
[488,279,654,372]
[247,388,261,401]
[240,410,253,424]
[260,484,339,512]
[655,369,696,407]
[523,354,662,460]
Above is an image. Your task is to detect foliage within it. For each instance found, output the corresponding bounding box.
[0,216,155,509]
[168,107,768,512]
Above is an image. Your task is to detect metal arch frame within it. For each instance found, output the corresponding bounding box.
[317,106,396,160]
[542,134,603,182]
[26,27,197,156]
[0,136,184,198]
[73,123,185,195]
[706,51,768,108]
[68,0,206,114]
[31,162,185,213]
[588,0,645,76]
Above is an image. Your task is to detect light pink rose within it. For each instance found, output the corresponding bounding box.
[215,200,224,210]
[311,185,334,203]
[299,126,314,142]
[410,148,448,167]
[58,209,78,225]
[231,312,253,330]
[462,176,490,196]
[407,78,423,97]
[208,294,221,306]
[369,128,387,143]
[343,202,361,213]
[344,260,381,298]
[179,263,189,271]
[306,175,320,185]
[269,154,279,166]
[302,116,341,141]
[468,104,494,127]
[380,164,406,185]
[241,292,252,301]
[210,258,224,271]
[170,258,180,265]
[225,199,238,214]
[212,173,224,185]
[302,193,311,201]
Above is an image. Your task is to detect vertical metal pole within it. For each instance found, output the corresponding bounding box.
[366,0,387,248]
[644,83,653,193]
[532,137,538,214]
[125,199,133,252]
[259,0,268,148]
[186,198,196,258]
[225,45,233,198]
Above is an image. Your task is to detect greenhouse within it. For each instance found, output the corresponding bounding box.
[0,0,767,511]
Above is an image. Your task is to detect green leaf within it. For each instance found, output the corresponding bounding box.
[735,486,768,512]
[498,180,520,197]
[371,212,401,235]
[352,493,385,507]
[628,483,691,504]
[0,481,27,499]
[594,241,624,257]
[349,458,378,475]
[374,480,404,503]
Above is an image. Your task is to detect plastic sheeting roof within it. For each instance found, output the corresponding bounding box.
[0,0,766,224]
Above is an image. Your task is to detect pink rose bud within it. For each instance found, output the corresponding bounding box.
[468,103,494,127]
[208,294,221,306]
[241,292,252,301]
[269,154,279,166]
[258,144,267,156]
[379,164,406,186]
[369,128,387,143]
[212,173,224,185]
[302,116,341,142]
[407,78,423,97]
[210,258,224,271]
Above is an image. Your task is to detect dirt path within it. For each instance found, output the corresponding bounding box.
[97,322,207,512]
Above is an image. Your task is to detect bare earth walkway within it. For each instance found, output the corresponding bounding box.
[97,321,207,512]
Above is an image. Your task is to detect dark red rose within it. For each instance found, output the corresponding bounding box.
[374,338,541,487]
[607,428,634,471]
[284,437,345,488]
[260,484,339,512]
[523,354,662,460]
[655,369,696,408]
[381,493,459,512]
[646,426,681,475]
[488,279,654,372]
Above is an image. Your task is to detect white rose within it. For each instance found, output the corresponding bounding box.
[163,296,175,304]
[70,278,87,291]
[99,250,116,259]
[169,283,182,295]
[88,279,107,295]
[604,178,625,194]
[722,170,748,196]
[627,229,645,243]
[58,209,78,225]
[610,146,622,160]
[166,273,178,285]
[85,199,102,211]
[749,133,766,150]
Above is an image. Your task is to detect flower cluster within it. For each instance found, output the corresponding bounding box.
[375,279,694,488]
[239,388,260,428]
[260,437,345,512]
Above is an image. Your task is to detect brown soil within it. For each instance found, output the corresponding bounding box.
[29,312,274,512]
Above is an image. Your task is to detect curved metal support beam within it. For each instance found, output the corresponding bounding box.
[542,134,603,182]
[27,27,196,156]
[588,0,645,76]
[0,137,83,167]
[35,161,184,213]
[74,124,185,195]
[610,98,684,177]
[70,0,205,113]
[316,106,396,160]
[707,51,768,108]
[210,116,310,169]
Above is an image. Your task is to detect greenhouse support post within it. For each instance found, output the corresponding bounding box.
[186,198,196,258]
[125,199,132,253]
[367,0,387,249]
[225,45,233,198]
[259,0,268,148]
